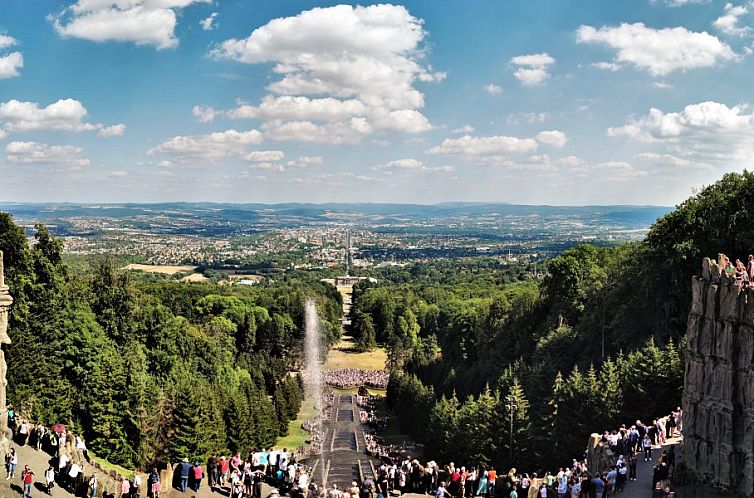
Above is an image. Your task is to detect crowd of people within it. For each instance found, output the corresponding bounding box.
[195,450,314,498]
[717,254,754,288]
[323,370,389,390]
[3,408,144,498]
[355,408,682,498]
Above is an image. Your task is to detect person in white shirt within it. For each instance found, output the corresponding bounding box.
[45,465,56,494]
[67,463,81,493]
[134,474,142,498]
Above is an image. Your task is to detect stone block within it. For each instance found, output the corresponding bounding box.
[699,318,716,356]
[706,284,720,321]
[703,258,712,281]
[720,283,742,322]
[736,324,754,369]
[692,278,706,314]
[715,322,734,360]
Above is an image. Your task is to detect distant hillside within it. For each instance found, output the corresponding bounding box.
[0,201,670,224]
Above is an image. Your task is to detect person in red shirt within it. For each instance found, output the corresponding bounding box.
[21,465,34,498]
[487,468,498,498]
[220,456,230,486]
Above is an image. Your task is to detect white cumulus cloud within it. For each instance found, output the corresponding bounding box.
[576,23,736,76]
[0,52,23,79]
[510,52,555,86]
[206,4,440,142]
[371,158,454,173]
[5,141,90,168]
[52,0,210,49]
[427,135,539,156]
[714,3,751,37]
[536,130,568,148]
[451,125,475,134]
[608,100,754,164]
[98,124,126,137]
[0,98,120,136]
[245,150,285,163]
[0,36,22,79]
[484,84,503,95]
[200,12,218,31]
[148,129,263,163]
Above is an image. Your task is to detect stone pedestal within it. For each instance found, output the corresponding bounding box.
[0,250,13,456]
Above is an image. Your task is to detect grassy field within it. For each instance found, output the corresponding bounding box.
[124,263,197,274]
[90,453,135,479]
[274,398,319,451]
[323,336,387,371]
[181,273,209,282]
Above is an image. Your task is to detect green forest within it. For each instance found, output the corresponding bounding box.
[4,171,754,475]
[0,212,342,469]
[352,172,754,471]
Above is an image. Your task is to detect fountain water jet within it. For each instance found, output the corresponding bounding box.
[304,298,327,487]
[304,299,323,412]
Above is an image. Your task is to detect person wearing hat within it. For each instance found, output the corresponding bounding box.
[179,458,191,492]
[220,456,230,486]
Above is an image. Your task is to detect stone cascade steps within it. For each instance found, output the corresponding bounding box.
[337,410,354,422]
[331,432,357,451]
[326,462,360,490]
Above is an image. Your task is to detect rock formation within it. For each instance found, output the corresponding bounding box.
[678,256,754,495]
[586,433,615,474]
[0,250,13,456]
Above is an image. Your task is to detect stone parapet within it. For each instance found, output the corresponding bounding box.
[678,257,754,495]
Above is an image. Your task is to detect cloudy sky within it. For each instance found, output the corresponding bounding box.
[2,0,754,205]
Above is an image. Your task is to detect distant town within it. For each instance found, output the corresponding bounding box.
[0,202,670,271]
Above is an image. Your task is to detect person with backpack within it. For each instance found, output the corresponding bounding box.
[149,467,160,498]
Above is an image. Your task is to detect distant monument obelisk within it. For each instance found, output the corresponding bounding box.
[0,250,13,455]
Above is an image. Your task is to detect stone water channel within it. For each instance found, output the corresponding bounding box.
[305,393,381,490]
[303,283,383,491]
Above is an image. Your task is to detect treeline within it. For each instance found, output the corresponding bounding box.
[353,171,754,469]
[361,257,543,287]
[0,213,342,469]
[388,338,682,471]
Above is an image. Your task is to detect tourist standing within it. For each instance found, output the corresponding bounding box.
[18,420,29,446]
[178,458,191,492]
[149,468,160,498]
[642,434,653,461]
[88,474,98,498]
[45,465,55,495]
[5,447,17,479]
[488,467,497,498]
[192,461,203,491]
[592,474,604,498]
[133,474,142,498]
[121,476,132,498]
[207,454,218,487]
[21,465,34,498]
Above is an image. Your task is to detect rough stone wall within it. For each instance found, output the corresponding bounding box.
[679,257,754,496]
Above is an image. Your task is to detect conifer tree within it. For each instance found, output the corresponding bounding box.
[500,377,533,470]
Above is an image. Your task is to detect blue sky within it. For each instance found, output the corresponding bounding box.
[2,0,754,205]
